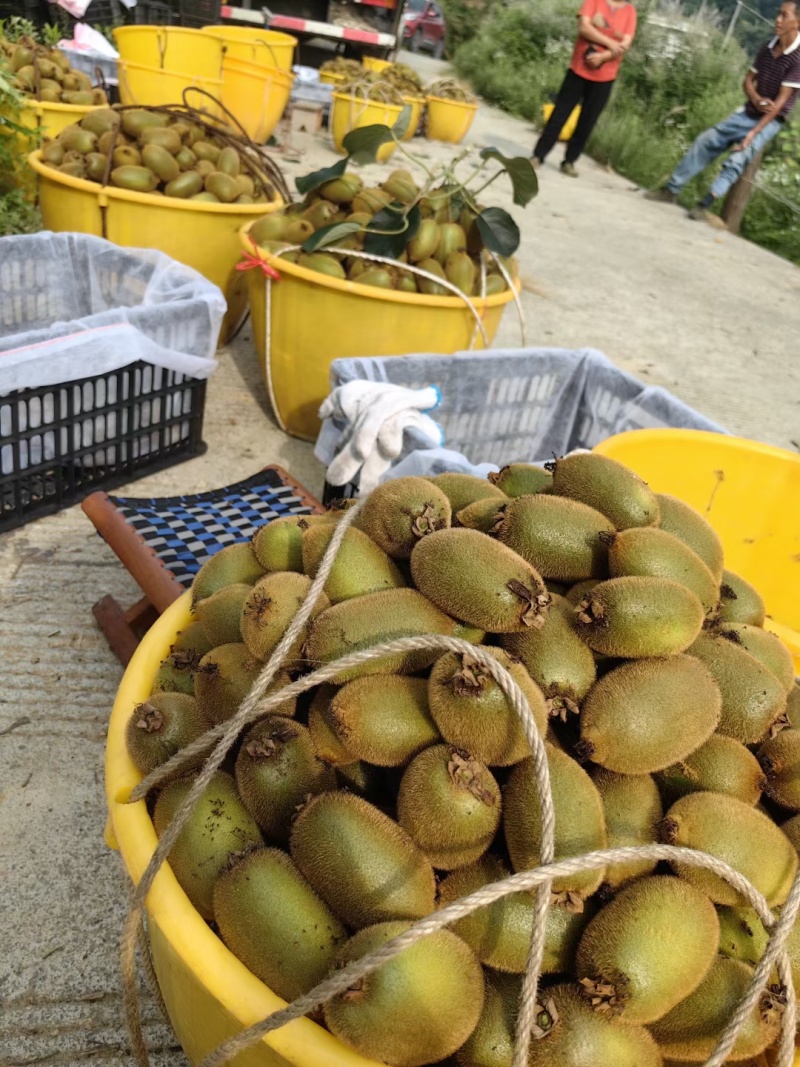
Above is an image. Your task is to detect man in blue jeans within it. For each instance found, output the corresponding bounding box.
[646,0,800,219]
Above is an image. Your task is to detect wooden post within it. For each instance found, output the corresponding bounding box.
[722,149,765,234]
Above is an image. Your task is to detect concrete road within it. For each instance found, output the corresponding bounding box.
[1,57,798,1067]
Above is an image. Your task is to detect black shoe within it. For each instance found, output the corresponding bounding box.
[688,193,715,220]
[560,161,578,177]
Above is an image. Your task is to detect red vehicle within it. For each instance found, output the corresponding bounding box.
[401,0,446,57]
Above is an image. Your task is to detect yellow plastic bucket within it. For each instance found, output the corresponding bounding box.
[242,224,519,441]
[19,98,105,138]
[319,69,346,87]
[105,591,383,1067]
[542,101,582,142]
[331,92,403,161]
[114,25,223,76]
[201,25,296,71]
[30,150,282,346]
[220,55,294,143]
[593,429,800,672]
[362,56,391,73]
[400,94,424,141]
[425,94,478,143]
[118,59,224,114]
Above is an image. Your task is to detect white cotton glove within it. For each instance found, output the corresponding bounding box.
[357,409,443,495]
[322,382,441,488]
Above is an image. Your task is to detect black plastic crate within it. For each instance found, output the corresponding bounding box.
[173,0,220,28]
[131,0,173,23]
[0,362,207,533]
[0,0,46,25]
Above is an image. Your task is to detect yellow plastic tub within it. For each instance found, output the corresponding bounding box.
[541,101,582,141]
[117,59,224,113]
[319,69,346,87]
[331,92,403,161]
[593,429,800,672]
[202,25,296,71]
[400,94,424,141]
[362,56,391,73]
[114,25,223,76]
[30,150,282,345]
[425,94,478,143]
[105,591,381,1067]
[242,224,520,441]
[220,55,294,143]
[19,98,104,138]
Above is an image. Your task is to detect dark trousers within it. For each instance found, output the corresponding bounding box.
[534,69,615,164]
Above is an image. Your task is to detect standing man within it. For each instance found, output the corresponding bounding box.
[532,0,637,177]
[646,1,800,219]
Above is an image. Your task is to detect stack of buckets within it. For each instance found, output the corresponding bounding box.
[114,24,296,144]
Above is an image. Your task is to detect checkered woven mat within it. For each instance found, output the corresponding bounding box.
[108,468,315,588]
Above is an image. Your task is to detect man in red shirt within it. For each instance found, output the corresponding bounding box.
[646,1,800,219]
[532,0,637,177]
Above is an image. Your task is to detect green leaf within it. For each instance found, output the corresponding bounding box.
[301,221,364,252]
[364,202,421,259]
[479,148,539,207]
[342,123,396,165]
[392,104,413,141]
[295,156,348,197]
[475,206,520,257]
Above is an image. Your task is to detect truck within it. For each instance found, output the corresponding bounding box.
[219,0,404,62]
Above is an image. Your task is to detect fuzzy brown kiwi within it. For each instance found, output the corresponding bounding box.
[592,769,663,890]
[194,644,295,724]
[235,715,336,840]
[655,733,766,807]
[429,471,507,513]
[548,452,660,530]
[192,582,252,646]
[356,476,452,558]
[240,571,330,668]
[125,692,210,775]
[301,523,405,602]
[656,492,724,582]
[717,568,766,626]
[191,542,265,605]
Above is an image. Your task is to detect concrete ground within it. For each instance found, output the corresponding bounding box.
[1,50,797,1067]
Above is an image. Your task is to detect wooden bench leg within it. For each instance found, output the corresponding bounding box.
[93,594,160,666]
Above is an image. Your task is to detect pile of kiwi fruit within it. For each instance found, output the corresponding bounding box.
[427,77,477,104]
[127,454,800,1067]
[248,171,517,296]
[0,34,109,106]
[39,106,279,202]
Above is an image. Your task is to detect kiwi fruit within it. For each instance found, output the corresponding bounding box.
[396,744,501,870]
[495,494,614,581]
[501,597,597,717]
[411,527,551,633]
[549,452,660,530]
[717,905,769,965]
[717,622,796,692]
[323,920,484,1067]
[488,463,553,497]
[661,790,799,906]
[455,970,519,1067]
[191,543,265,605]
[194,644,294,724]
[575,875,719,1024]
[307,684,357,765]
[289,792,436,928]
[438,853,589,974]
[648,955,782,1061]
[504,744,607,901]
[301,523,405,602]
[251,514,320,573]
[303,587,456,683]
[235,716,336,840]
[324,675,439,767]
[153,771,262,919]
[786,680,800,729]
[356,476,451,558]
[577,655,721,774]
[240,572,330,667]
[686,631,787,744]
[428,472,506,513]
[213,847,346,1001]
[427,647,547,766]
[573,576,704,658]
[526,983,664,1067]
[125,693,209,775]
[192,581,251,646]
[655,733,765,806]
[456,496,507,532]
[605,526,719,614]
[592,770,663,890]
[718,569,766,625]
[758,728,800,810]
[655,492,724,580]
[565,579,600,605]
